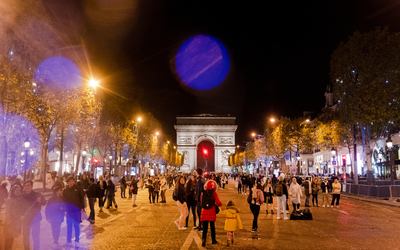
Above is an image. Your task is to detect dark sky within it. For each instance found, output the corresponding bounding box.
[45,0,400,146]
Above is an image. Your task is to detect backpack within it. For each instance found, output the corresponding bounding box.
[275,182,283,196]
[172,188,178,201]
[202,190,215,209]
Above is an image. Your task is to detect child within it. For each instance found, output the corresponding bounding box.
[220,200,243,246]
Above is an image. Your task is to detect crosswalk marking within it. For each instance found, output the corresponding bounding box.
[180,229,204,250]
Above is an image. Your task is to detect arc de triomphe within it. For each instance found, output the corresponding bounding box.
[174,115,237,173]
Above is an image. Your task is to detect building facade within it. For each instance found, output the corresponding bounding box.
[174,115,237,173]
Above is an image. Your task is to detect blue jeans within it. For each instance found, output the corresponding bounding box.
[67,211,81,243]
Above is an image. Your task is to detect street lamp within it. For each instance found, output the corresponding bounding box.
[23,138,30,181]
[89,79,99,88]
[331,147,336,155]
[386,137,395,185]
[270,118,275,122]
[109,155,113,175]
[137,117,142,122]
[156,132,159,136]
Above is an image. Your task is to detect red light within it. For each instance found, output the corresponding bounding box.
[93,159,99,163]
[342,155,346,160]
[203,149,208,155]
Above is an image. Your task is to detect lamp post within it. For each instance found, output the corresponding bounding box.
[81,151,86,175]
[296,155,301,175]
[386,137,395,185]
[109,155,113,176]
[331,147,336,175]
[23,138,30,181]
[378,152,383,179]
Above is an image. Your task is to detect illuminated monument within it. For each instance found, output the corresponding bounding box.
[174,115,237,173]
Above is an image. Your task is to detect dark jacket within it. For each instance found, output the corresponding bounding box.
[120,177,127,189]
[86,183,99,199]
[63,184,85,211]
[107,182,116,198]
[186,185,196,206]
[130,180,138,195]
[177,185,187,204]
[195,176,206,201]
[22,190,46,223]
[302,180,311,196]
[321,181,332,193]
[45,195,66,223]
[97,180,107,198]
[81,179,90,190]
[147,179,154,193]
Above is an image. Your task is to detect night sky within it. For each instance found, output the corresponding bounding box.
[44,0,400,146]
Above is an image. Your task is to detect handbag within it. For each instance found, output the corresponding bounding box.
[215,205,220,214]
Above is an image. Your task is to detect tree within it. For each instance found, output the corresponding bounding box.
[330,27,400,181]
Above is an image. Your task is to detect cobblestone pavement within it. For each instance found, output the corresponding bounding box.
[1,180,400,250]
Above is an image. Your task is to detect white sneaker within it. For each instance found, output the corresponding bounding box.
[276,217,281,220]
[179,227,187,230]
[284,217,289,220]
[323,205,325,207]
[336,206,339,208]
[327,205,330,207]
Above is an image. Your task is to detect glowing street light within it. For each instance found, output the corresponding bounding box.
[252,133,256,137]
[167,141,170,144]
[306,119,310,122]
[155,132,159,136]
[237,145,239,148]
[270,118,275,122]
[89,79,99,88]
[137,117,142,122]
[24,138,30,149]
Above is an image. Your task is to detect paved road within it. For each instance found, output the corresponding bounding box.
[1,181,400,250]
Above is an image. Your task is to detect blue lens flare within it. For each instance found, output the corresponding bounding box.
[174,35,230,90]
[34,57,82,89]
[2,114,40,177]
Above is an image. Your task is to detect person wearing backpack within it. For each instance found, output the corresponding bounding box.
[130,177,139,207]
[201,180,222,247]
[275,174,289,220]
[249,183,264,232]
[174,176,188,230]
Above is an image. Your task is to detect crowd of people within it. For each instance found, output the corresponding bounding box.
[0,170,342,249]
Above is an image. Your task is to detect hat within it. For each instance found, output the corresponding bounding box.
[204,180,218,191]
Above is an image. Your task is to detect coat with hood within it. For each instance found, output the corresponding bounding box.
[251,186,265,205]
[200,180,222,222]
[219,206,243,231]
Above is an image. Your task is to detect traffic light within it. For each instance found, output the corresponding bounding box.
[342,155,346,167]
[203,149,208,156]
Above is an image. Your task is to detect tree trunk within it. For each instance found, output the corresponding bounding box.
[42,143,48,190]
[58,123,64,178]
[75,143,81,177]
[353,124,359,185]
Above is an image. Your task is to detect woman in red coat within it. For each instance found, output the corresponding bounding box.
[200,180,222,247]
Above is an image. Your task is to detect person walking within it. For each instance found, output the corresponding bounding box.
[63,176,85,249]
[242,175,248,195]
[220,200,242,247]
[174,176,188,230]
[21,180,46,250]
[106,179,118,209]
[275,174,289,220]
[45,186,66,249]
[120,176,127,198]
[86,178,98,223]
[160,175,168,203]
[97,175,107,212]
[130,177,139,207]
[302,177,311,207]
[185,176,197,228]
[4,185,23,250]
[153,177,160,203]
[321,177,331,207]
[331,178,341,208]
[200,180,222,247]
[289,177,302,212]
[263,178,274,214]
[311,177,320,207]
[249,183,264,232]
[222,174,227,189]
[237,177,242,194]
[0,181,8,219]
[195,169,206,232]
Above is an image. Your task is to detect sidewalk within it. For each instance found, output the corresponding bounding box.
[341,193,400,208]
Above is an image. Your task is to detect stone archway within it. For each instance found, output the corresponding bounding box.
[197,140,215,172]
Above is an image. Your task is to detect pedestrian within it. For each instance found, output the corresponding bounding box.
[311,177,320,207]
[160,174,168,203]
[97,175,107,212]
[147,177,155,203]
[4,185,23,250]
[140,177,144,190]
[242,175,248,195]
[301,177,311,207]
[185,176,197,228]
[153,177,160,203]
[21,180,47,250]
[236,177,242,194]
[220,200,242,247]
[321,177,331,207]
[222,174,227,189]
[195,169,206,232]
[54,177,65,189]
[174,176,188,230]
[129,177,139,207]
[263,178,274,214]
[289,177,302,212]
[200,180,222,247]
[120,176,127,198]
[0,181,8,213]
[106,179,118,209]
[275,174,289,220]
[86,178,98,223]
[63,176,85,248]
[45,185,66,249]
[331,178,341,208]
[249,183,264,232]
